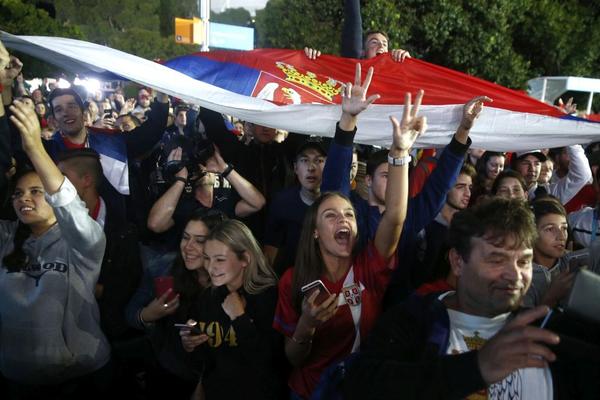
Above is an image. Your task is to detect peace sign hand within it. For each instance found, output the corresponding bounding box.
[341,63,381,117]
[389,90,427,155]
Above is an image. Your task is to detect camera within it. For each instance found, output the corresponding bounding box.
[160,135,215,182]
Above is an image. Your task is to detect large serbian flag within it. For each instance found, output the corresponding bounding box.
[3,31,600,150]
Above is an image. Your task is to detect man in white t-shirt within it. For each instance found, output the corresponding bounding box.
[343,197,585,399]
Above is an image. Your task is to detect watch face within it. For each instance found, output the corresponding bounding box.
[388,155,411,166]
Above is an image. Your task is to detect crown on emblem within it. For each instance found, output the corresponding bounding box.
[463,331,486,351]
[275,62,343,101]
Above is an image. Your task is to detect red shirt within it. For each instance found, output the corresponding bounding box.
[61,136,86,150]
[273,242,394,399]
[564,184,596,213]
[409,149,437,198]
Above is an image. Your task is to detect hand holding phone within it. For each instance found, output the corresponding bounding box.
[301,280,331,306]
[174,323,202,335]
[154,276,177,303]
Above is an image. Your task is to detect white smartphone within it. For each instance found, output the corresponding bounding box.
[301,280,331,305]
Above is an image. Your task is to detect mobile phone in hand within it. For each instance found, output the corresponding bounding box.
[154,276,177,302]
[301,280,332,306]
[174,323,202,335]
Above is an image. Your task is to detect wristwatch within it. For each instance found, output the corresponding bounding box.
[387,154,412,166]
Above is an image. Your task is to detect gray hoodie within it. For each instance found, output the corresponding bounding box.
[523,257,569,308]
[0,178,110,385]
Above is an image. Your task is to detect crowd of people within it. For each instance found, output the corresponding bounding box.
[1,1,600,399]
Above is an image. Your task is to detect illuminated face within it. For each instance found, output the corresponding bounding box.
[203,239,247,291]
[12,172,56,230]
[538,160,554,184]
[516,155,542,187]
[534,213,568,262]
[32,89,43,103]
[234,121,244,133]
[365,33,389,59]
[350,152,359,182]
[138,89,151,108]
[453,235,533,317]
[367,162,388,206]
[315,195,358,259]
[294,148,326,192]
[180,220,209,271]
[35,102,46,117]
[495,177,527,201]
[446,173,473,210]
[485,156,505,180]
[252,124,277,144]
[175,110,187,128]
[117,116,137,132]
[51,94,85,137]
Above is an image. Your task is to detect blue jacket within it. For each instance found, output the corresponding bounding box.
[321,124,470,302]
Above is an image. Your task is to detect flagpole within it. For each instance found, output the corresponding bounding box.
[199,0,210,52]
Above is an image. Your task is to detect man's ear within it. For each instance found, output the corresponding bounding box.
[365,175,372,188]
[448,248,465,277]
[82,173,94,190]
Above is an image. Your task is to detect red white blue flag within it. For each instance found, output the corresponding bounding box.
[3,31,599,150]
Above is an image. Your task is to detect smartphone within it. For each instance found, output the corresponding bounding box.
[154,276,177,302]
[174,323,202,335]
[565,249,589,272]
[539,309,554,329]
[301,280,331,305]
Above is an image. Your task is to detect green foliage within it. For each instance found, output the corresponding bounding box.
[52,0,198,60]
[159,0,197,36]
[4,0,600,93]
[0,0,84,77]
[256,0,600,89]
[0,0,82,37]
[256,0,343,52]
[211,7,252,27]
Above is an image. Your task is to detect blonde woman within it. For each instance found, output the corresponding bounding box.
[181,219,283,399]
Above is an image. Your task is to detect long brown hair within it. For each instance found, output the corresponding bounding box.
[172,209,227,302]
[3,169,37,272]
[291,192,355,313]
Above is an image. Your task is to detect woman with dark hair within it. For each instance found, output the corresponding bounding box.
[272,66,427,399]
[123,209,226,398]
[491,170,528,201]
[180,219,281,399]
[524,196,576,308]
[0,100,111,397]
[471,151,505,204]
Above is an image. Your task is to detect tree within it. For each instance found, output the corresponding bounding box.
[255,0,600,89]
[0,0,84,77]
[158,0,198,37]
[49,0,198,60]
[211,7,252,27]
